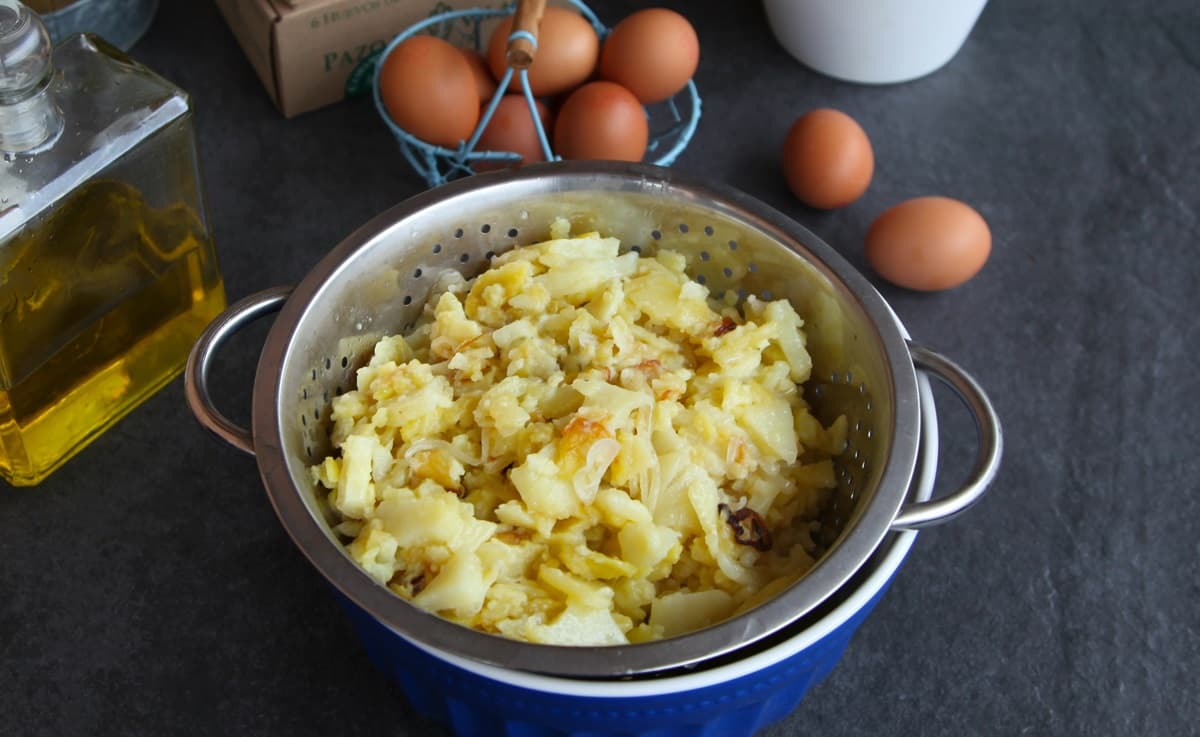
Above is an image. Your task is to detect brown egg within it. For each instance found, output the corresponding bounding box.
[599,8,699,104]
[379,36,479,148]
[782,108,874,209]
[474,95,553,171]
[553,81,648,162]
[460,48,498,103]
[866,196,992,291]
[487,6,599,97]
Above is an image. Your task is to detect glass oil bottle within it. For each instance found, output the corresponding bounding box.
[0,1,226,486]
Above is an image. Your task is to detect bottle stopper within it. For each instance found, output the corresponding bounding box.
[0,1,52,103]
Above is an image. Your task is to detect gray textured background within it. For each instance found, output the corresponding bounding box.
[3,1,1198,735]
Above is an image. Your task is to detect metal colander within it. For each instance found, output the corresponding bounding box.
[186,162,1000,679]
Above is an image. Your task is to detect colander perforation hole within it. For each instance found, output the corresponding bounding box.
[413,268,423,279]
[341,356,349,368]
[651,229,662,240]
[301,415,307,426]
[762,289,773,299]
[700,250,710,261]
[432,243,442,254]
[747,262,758,273]
[704,225,714,236]
[485,250,496,260]
[678,223,689,233]
[728,239,739,250]
[324,358,331,371]
[507,228,518,238]
[459,253,470,263]
[631,244,642,253]
[723,267,734,278]
[481,223,491,233]
[403,295,412,305]
[454,228,464,238]
[697,274,707,285]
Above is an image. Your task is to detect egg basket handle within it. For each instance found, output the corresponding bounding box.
[184,286,294,457]
[506,0,546,69]
[890,342,1003,530]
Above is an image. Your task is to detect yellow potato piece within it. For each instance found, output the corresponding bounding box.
[650,589,736,638]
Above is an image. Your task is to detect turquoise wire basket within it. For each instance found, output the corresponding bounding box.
[372,0,702,188]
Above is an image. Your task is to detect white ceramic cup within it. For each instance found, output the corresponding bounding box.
[762,0,988,84]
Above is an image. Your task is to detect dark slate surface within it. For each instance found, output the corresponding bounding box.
[3,1,1198,735]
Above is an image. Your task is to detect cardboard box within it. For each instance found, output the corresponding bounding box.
[214,0,487,118]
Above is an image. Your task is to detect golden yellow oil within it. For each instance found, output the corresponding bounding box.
[0,180,226,486]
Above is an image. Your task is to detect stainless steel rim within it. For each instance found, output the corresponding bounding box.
[250,161,922,678]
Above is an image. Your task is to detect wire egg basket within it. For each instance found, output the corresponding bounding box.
[371,0,702,187]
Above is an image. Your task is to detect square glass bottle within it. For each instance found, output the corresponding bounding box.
[0,1,226,485]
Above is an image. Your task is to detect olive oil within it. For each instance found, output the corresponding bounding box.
[0,4,226,485]
[0,181,225,485]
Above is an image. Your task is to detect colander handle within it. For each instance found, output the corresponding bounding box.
[184,286,293,457]
[890,342,1003,530]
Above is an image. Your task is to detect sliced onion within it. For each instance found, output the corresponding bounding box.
[572,438,622,505]
[403,437,481,466]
